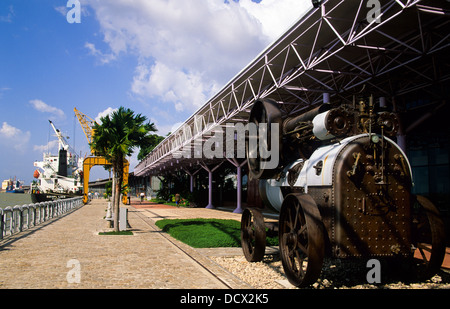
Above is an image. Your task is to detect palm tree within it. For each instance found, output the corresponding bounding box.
[138,133,165,161]
[91,107,157,231]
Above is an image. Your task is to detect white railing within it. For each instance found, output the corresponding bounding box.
[0,197,84,240]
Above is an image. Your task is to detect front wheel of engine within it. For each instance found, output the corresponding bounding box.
[279,193,325,287]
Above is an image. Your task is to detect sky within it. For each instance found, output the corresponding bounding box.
[0,0,311,184]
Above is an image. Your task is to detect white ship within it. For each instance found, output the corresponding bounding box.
[31,120,84,203]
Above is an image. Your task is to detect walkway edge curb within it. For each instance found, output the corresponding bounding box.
[129,207,253,289]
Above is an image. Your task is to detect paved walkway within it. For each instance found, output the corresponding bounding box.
[1,198,448,289]
[0,199,251,289]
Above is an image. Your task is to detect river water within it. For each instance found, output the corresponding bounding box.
[0,192,33,209]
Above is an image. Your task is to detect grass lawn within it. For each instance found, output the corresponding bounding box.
[155,218,278,248]
[98,230,134,235]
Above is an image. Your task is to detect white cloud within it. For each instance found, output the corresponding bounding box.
[33,140,59,153]
[0,5,14,23]
[29,99,66,121]
[54,6,68,16]
[95,107,118,123]
[0,122,31,152]
[85,42,116,65]
[0,122,21,139]
[84,0,310,115]
[131,62,218,112]
[240,0,311,40]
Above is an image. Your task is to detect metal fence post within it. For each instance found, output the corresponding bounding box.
[0,208,3,240]
[32,205,37,227]
[0,197,82,239]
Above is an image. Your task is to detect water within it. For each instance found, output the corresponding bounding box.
[0,192,33,209]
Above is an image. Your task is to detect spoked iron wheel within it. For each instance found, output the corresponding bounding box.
[279,193,325,287]
[412,195,446,279]
[246,98,282,180]
[241,208,266,262]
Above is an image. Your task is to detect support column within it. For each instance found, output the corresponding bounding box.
[226,158,247,214]
[183,167,201,193]
[199,161,224,209]
[207,170,213,209]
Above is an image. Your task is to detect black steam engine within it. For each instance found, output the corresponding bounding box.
[240,97,446,287]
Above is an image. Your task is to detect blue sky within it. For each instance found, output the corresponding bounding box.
[0,0,310,184]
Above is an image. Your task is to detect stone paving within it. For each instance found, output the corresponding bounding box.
[0,199,251,289]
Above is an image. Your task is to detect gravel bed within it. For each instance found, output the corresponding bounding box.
[211,253,450,289]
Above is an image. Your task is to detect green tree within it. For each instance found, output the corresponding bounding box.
[137,133,165,161]
[91,107,157,231]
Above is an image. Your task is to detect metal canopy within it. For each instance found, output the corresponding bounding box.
[135,0,450,176]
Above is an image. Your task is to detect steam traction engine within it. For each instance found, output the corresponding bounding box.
[240,97,446,287]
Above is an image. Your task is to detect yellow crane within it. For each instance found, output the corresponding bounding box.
[74,108,129,205]
[73,108,96,154]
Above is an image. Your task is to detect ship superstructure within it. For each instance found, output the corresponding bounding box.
[31,120,83,202]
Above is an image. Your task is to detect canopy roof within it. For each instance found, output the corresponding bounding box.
[135,0,450,176]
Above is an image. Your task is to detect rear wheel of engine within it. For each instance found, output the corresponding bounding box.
[241,208,266,262]
[412,195,446,279]
[279,193,325,287]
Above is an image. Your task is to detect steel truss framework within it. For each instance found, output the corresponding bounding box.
[135,0,449,179]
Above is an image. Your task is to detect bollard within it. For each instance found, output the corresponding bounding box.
[106,202,113,228]
[106,202,112,219]
[119,208,128,231]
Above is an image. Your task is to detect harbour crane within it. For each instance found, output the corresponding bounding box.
[49,120,70,151]
[73,108,96,154]
[74,108,129,205]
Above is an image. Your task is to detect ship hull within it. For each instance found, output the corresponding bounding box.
[5,189,25,194]
[30,192,82,203]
